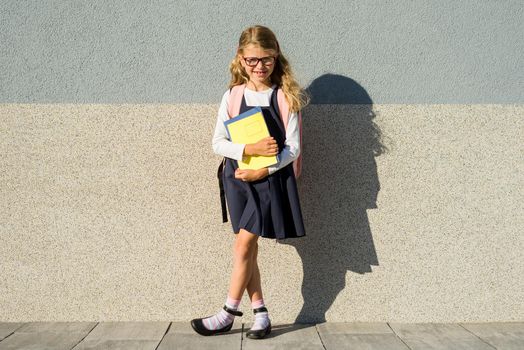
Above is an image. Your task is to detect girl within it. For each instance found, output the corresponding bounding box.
[191,25,309,339]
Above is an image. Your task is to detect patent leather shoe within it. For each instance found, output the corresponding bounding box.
[190,305,243,336]
[246,306,271,339]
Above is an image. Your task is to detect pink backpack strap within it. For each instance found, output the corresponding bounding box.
[227,84,246,119]
[295,110,303,178]
[277,89,303,179]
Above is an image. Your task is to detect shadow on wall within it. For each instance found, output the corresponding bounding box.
[278,73,389,323]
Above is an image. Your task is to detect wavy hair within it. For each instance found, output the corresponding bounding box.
[228,25,310,113]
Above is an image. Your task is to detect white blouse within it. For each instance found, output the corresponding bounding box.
[211,85,300,175]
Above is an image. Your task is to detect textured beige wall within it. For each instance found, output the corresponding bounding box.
[0,104,522,322]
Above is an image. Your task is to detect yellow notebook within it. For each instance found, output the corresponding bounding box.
[224,106,279,170]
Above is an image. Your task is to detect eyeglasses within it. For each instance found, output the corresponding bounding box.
[242,56,276,67]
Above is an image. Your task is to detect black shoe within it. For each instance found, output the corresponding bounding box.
[190,305,243,336]
[246,306,271,339]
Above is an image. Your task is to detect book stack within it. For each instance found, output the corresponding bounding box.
[224,106,279,170]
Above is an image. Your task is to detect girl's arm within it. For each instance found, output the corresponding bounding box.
[211,90,248,161]
[266,111,300,175]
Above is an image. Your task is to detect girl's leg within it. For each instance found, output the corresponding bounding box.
[246,241,263,302]
[228,228,259,299]
[197,228,258,331]
[245,241,271,333]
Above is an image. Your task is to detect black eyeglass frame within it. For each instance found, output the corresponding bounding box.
[242,56,277,67]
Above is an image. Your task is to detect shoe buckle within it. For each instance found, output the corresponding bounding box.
[253,306,268,314]
[223,305,243,316]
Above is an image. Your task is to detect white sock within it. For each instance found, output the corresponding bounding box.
[250,298,270,331]
[202,295,241,330]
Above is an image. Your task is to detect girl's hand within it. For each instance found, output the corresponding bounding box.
[235,168,269,182]
[247,136,279,156]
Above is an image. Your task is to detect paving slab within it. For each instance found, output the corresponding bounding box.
[242,322,324,350]
[0,323,25,341]
[317,322,394,334]
[460,322,524,350]
[72,321,169,350]
[14,322,96,334]
[0,322,96,350]
[316,322,409,350]
[1,321,522,349]
[389,323,496,350]
[157,320,242,350]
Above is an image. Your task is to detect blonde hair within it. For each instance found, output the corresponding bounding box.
[228,25,310,113]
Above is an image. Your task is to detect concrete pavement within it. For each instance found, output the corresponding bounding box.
[0,321,523,349]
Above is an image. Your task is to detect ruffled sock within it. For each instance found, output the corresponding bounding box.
[202,295,241,330]
[250,298,270,331]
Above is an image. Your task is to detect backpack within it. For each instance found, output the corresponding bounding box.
[217,83,303,223]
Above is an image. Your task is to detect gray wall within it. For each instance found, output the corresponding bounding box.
[1,0,522,103]
[1,1,523,322]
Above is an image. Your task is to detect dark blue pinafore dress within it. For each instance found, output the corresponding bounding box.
[217,87,306,240]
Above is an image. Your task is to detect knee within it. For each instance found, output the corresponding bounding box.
[234,241,256,260]
[233,233,257,260]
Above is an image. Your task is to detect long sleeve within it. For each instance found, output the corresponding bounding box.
[211,90,247,161]
[267,111,300,175]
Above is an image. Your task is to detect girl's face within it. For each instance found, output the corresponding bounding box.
[239,44,278,87]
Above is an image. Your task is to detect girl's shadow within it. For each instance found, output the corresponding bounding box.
[278,73,388,323]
